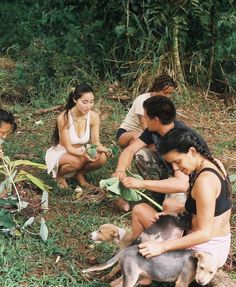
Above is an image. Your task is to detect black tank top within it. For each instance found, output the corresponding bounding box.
[185,168,232,217]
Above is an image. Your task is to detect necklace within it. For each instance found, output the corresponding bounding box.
[72,110,86,127]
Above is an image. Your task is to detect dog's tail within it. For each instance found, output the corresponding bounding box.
[82,250,124,273]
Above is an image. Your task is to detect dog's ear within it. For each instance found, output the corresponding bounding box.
[194,252,203,260]
[111,230,119,239]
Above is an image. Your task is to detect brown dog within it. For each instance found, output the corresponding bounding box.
[91,223,133,249]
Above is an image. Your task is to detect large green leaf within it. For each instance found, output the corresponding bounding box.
[100,178,142,201]
[0,198,18,207]
[106,181,122,195]
[9,160,47,170]
[15,170,51,192]
[120,184,142,201]
[99,177,118,188]
[0,209,15,228]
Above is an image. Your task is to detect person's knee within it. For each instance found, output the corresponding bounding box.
[97,152,107,166]
[162,198,184,213]
[132,203,150,218]
[72,157,87,170]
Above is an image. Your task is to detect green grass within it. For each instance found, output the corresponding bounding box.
[0,89,235,286]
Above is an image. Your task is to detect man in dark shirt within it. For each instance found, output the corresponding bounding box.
[113,96,207,213]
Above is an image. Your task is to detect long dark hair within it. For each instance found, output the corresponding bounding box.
[160,128,232,195]
[0,109,17,133]
[52,84,94,145]
[149,74,177,92]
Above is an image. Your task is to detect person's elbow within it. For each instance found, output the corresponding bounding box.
[199,229,212,243]
[120,145,135,158]
[173,177,189,192]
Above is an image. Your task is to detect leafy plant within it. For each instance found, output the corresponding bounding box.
[0,154,51,241]
[100,173,163,211]
[86,144,98,159]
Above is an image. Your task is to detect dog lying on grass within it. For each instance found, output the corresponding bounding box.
[83,212,192,283]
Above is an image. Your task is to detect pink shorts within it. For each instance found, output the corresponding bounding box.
[189,233,231,267]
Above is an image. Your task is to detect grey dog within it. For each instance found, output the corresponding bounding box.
[82,212,191,274]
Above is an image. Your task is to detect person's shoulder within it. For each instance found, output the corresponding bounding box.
[57,111,67,123]
[90,110,99,122]
[174,120,188,129]
[134,92,151,103]
[139,128,153,143]
[57,111,69,128]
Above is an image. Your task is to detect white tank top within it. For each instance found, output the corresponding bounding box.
[68,111,90,145]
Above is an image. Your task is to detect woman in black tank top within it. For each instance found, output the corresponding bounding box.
[138,128,232,264]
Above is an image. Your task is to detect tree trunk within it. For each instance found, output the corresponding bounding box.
[172,17,187,92]
[207,3,216,94]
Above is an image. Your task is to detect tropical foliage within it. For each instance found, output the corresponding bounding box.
[0,0,235,105]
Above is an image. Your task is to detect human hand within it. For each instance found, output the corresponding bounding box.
[139,241,166,258]
[84,152,99,162]
[112,170,126,180]
[121,177,144,189]
[96,146,113,157]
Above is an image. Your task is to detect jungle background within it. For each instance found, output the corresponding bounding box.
[0,0,235,286]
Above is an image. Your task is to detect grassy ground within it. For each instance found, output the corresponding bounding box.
[1,88,236,286]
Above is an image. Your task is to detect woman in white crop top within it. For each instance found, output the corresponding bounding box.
[45,84,111,189]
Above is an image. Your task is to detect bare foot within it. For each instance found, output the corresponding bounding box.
[73,172,90,187]
[138,278,152,286]
[56,176,68,189]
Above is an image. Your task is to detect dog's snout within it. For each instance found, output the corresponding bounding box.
[91,231,97,240]
[196,278,207,286]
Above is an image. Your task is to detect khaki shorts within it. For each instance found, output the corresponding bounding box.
[134,147,186,205]
[165,193,186,204]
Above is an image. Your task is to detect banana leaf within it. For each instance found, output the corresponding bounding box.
[120,185,142,201]
[15,170,51,192]
[100,177,142,201]
[99,176,163,210]
[100,177,118,188]
[6,159,47,169]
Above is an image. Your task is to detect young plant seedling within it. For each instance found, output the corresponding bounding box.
[86,144,97,159]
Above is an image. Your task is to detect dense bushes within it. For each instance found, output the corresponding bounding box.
[0,0,235,105]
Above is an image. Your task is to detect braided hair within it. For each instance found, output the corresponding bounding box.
[159,128,232,196]
[52,84,94,146]
[149,74,177,92]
